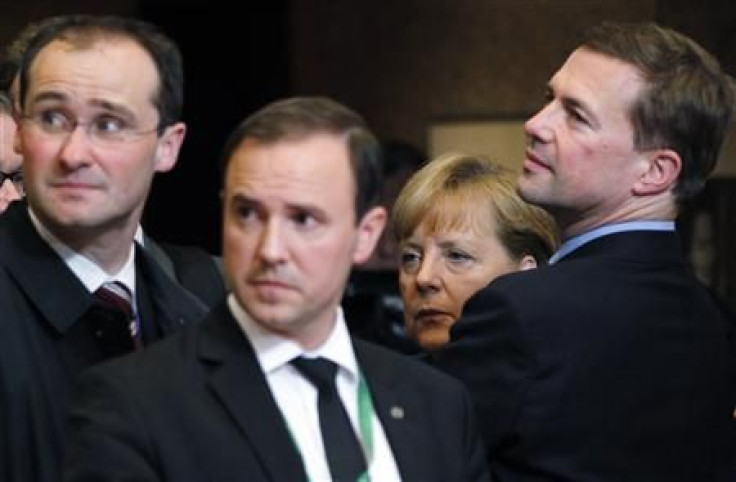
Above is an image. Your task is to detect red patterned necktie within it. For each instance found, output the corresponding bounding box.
[93,281,142,351]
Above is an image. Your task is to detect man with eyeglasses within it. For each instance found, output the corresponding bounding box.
[0,15,212,482]
[0,90,23,212]
[0,22,226,311]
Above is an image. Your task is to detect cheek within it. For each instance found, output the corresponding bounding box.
[452,271,499,306]
[223,228,253,267]
[398,272,412,296]
[18,139,50,169]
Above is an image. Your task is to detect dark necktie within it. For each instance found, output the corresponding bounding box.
[92,281,141,354]
[291,357,367,482]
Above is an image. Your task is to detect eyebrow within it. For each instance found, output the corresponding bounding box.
[28,91,137,121]
[230,191,324,214]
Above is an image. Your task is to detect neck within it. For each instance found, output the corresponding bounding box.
[556,197,677,240]
[37,213,139,275]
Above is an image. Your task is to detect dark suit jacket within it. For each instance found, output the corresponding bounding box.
[434,230,736,481]
[144,234,226,310]
[0,203,210,482]
[65,302,491,481]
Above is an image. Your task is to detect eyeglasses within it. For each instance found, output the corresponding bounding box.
[22,109,159,147]
[0,169,24,196]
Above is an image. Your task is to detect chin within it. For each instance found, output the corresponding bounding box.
[417,333,450,352]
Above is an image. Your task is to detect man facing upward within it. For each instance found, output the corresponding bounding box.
[0,15,209,481]
[434,21,736,481]
[64,97,490,481]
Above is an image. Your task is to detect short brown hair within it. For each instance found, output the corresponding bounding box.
[19,15,183,132]
[582,21,736,202]
[220,96,382,220]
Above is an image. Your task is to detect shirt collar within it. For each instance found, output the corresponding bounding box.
[227,294,360,381]
[550,220,676,264]
[28,206,137,295]
[134,225,145,245]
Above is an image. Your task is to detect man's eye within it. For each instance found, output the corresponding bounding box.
[567,108,589,125]
[235,204,256,220]
[292,211,316,227]
[38,110,70,130]
[94,116,127,134]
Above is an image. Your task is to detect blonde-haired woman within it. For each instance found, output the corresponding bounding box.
[392,153,559,351]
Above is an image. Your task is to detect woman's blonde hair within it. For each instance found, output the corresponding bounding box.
[391,153,559,264]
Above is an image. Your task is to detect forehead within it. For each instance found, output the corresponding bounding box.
[226,133,356,209]
[27,37,159,110]
[553,47,644,113]
[413,195,497,238]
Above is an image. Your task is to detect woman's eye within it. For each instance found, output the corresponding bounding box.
[400,250,420,267]
[447,250,472,263]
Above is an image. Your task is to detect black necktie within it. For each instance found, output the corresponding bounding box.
[291,357,367,482]
[92,281,141,354]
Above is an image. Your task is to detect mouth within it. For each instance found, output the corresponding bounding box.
[523,149,552,172]
[50,180,102,191]
[248,278,296,303]
[251,278,292,289]
[413,307,452,325]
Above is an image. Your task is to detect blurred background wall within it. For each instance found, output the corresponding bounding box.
[1,1,735,297]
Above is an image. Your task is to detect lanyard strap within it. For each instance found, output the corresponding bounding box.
[356,375,374,482]
[288,372,375,482]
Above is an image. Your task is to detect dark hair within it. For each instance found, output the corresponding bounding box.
[0,90,12,114]
[0,16,66,98]
[582,21,736,203]
[18,14,183,132]
[0,59,17,94]
[220,96,383,220]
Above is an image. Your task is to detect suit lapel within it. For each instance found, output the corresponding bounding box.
[354,341,430,481]
[0,203,93,334]
[198,306,307,481]
[134,244,208,338]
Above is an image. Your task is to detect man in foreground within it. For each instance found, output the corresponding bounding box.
[64,97,490,481]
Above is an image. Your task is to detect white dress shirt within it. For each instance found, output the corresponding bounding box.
[28,207,137,300]
[229,294,402,481]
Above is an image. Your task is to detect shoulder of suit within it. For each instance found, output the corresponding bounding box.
[354,338,466,387]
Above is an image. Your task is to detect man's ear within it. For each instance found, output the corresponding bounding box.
[353,206,387,265]
[633,148,681,196]
[518,254,538,271]
[154,122,187,173]
[13,118,22,155]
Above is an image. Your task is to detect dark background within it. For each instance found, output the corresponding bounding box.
[1,0,736,310]
[138,2,292,255]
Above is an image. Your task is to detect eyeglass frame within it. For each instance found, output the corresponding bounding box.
[20,108,161,147]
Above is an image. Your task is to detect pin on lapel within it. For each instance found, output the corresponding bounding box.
[390,406,404,419]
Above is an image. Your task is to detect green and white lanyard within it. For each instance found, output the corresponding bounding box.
[289,373,375,482]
